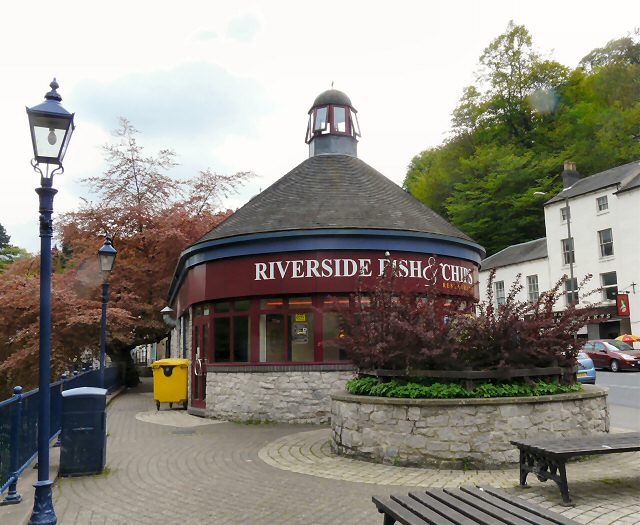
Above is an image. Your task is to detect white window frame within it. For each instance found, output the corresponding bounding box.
[600,271,618,301]
[565,277,579,306]
[561,238,575,265]
[598,228,614,257]
[596,195,608,212]
[526,275,539,302]
[560,206,569,222]
[495,281,506,306]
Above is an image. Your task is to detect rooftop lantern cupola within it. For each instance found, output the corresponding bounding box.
[305,88,360,157]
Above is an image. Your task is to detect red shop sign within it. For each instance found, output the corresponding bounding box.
[617,293,630,317]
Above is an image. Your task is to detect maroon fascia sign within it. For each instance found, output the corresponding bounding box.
[175,250,479,315]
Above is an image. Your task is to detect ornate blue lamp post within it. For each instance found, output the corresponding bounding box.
[26,79,75,525]
[98,236,117,388]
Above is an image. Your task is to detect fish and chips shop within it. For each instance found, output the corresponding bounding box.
[165,89,485,422]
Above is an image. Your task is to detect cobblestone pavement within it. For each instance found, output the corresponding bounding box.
[42,380,640,524]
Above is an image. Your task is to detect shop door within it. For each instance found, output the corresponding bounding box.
[191,318,208,409]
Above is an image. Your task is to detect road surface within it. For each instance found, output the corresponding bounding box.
[597,370,640,431]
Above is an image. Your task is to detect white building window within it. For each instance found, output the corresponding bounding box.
[560,206,570,222]
[565,277,579,306]
[495,281,506,306]
[601,271,618,301]
[526,275,539,302]
[598,228,614,257]
[596,196,608,212]
[561,238,575,265]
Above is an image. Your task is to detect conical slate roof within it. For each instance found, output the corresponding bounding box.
[196,154,474,244]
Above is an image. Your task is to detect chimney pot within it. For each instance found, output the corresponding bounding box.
[561,161,580,189]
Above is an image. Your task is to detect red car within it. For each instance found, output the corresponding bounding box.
[582,339,640,372]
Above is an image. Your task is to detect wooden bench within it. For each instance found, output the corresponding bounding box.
[372,486,580,525]
[511,432,640,506]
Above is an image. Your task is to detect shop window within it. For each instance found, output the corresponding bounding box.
[260,298,284,309]
[193,303,210,317]
[495,281,506,306]
[214,318,230,362]
[561,238,575,265]
[211,301,250,363]
[322,311,348,361]
[288,297,312,307]
[233,316,250,362]
[260,314,285,362]
[289,312,314,362]
[596,196,608,212]
[214,301,230,313]
[598,228,614,257]
[601,272,618,301]
[234,299,250,311]
[565,278,579,305]
[526,275,539,302]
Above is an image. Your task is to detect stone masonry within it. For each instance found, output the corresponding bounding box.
[206,368,355,423]
[331,385,609,468]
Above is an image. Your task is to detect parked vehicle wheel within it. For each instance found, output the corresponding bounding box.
[610,359,620,372]
[156,400,160,411]
[169,402,173,408]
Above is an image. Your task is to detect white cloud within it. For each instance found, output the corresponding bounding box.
[1,0,638,253]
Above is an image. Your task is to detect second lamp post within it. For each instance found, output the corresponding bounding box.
[98,236,117,388]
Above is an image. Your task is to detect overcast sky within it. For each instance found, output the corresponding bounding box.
[1,0,638,252]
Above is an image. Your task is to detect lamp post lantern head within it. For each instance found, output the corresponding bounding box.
[98,236,117,276]
[26,78,75,168]
[161,306,177,327]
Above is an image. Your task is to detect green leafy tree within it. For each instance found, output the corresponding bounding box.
[0,223,10,248]
[404,24,640,255]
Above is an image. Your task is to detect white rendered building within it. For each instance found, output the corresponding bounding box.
[479,160,640,338]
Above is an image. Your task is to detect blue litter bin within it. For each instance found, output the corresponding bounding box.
[59,387,107,477]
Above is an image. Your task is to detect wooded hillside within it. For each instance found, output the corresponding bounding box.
[404,23,640,256]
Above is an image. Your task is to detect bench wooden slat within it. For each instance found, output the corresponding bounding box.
[425,488,507,525]
[459,486,566,525]
[372,496,432,525]
[443,488,534,525]
[374,487,581,525]
[391,494,457,525]
[511,432,640,457]
[409,491,481,525]
[476,487,580,525]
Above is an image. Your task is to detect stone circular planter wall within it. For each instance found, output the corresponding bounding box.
[206,364,354,424]
[330,385,609,468]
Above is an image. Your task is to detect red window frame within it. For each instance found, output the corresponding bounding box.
[208,300,252,364]
[195,295,355,366]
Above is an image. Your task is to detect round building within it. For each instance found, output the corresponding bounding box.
[166,89,485,422]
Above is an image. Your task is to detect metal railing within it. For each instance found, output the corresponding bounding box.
[0,366,122,504]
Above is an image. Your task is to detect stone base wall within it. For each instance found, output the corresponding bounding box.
[331,385,609,468]
[206,365,354,424]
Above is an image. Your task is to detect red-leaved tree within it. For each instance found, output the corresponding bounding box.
[0,118,253,397]
[335,268,597,374]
